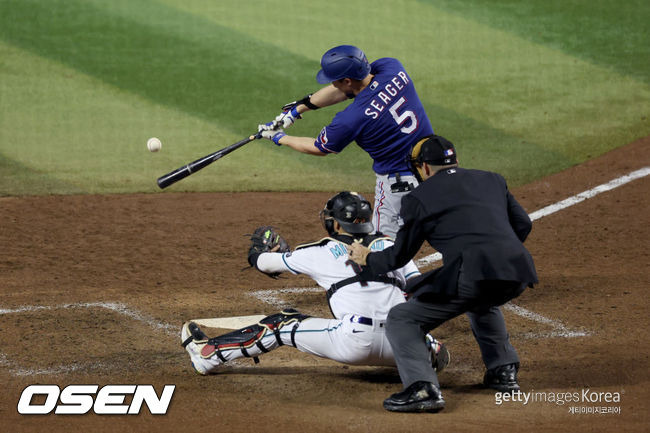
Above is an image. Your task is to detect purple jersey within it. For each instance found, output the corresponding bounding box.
[314,58,434,174]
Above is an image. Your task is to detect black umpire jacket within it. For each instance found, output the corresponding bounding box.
[365,167,538,298]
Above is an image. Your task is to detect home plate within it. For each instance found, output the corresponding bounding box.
[192,315,266,330]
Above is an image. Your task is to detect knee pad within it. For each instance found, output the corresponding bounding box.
[258,308,310,347]
[200,309,310,363]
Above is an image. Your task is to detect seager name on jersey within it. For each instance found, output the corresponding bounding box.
[364,71,410,119]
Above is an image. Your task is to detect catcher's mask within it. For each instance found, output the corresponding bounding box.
[407,135,457,182]
[320,191,374,236]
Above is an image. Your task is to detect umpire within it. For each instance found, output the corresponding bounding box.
[348,135,538,413]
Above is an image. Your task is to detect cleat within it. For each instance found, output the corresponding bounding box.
[383,381,445,413]
[181,321,208,347]
[483,363,520,392]
[426,334,450,373]
[180,322,210,375]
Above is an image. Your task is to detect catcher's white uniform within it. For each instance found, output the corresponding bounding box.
[185,236,434,374]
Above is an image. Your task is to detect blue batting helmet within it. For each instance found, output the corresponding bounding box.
[316,45,371,84]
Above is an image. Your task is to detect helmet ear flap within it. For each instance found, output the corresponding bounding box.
[324,218,335,235]
[408,159,425,183]
[321,191,373,236]
[407,137,429,182]
[320,207,336,236]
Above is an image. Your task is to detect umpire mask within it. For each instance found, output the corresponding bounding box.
[407,135,457,182]
[320,191,374,236]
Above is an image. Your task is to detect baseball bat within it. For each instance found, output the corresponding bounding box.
[157,132,262,189]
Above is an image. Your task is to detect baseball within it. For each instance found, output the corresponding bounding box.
[147,137,162,152]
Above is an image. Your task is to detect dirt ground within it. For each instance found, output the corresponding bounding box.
[1,137,648,432]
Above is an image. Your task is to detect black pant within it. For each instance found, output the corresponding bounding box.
[385,272,526,388]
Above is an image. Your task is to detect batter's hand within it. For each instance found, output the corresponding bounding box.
[258,122,286,146]
[274,106,301,128]
[347,240,370,266]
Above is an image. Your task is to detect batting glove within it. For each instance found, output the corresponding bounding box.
[274,106,301,129]
[258,122,286,146]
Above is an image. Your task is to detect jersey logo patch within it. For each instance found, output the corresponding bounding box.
[317,127,328,145]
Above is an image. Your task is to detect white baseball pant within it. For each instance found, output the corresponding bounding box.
[372,173,418,239]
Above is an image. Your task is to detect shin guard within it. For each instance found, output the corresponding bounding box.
[200,309,310,364]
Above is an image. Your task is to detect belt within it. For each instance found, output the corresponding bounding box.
[387,171,414,179]
[350,315,384,327]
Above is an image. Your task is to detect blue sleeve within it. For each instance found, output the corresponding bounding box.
[314,112,356,154]
[370,58,404,75]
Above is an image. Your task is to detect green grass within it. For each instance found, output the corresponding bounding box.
[424,0,650,83]
[0,0,648,195]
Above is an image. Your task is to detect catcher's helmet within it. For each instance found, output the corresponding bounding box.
[316,45,371,84]
[407,135,457,181]
[320,191,374,236]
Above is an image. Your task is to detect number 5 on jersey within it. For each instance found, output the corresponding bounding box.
[389,96,418,134]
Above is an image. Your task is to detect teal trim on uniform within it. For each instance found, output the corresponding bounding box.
[259,321,344,341]
[329,243,347,258]
[281,253,300,274]
[367,236,392,250]
[405,271,420,280]
[291,322,344,334]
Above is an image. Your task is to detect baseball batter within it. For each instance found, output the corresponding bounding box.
[258,45,435,238]
[181,192,449,375]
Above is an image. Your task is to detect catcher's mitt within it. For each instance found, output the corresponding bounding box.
[247,226,290,278]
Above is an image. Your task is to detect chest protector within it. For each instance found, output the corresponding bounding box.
[296,233,405,301]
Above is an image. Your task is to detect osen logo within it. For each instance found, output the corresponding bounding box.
[17,384,175,415]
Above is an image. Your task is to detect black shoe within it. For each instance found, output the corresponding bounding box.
[483,363,520,392]
[383,381,445,413]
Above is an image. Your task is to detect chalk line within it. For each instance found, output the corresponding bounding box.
[248,288,588,338]
[416,252,443,267]
[0,301,176,335]
[4,359,116,377]
[249,287,322,310]
[0,301,177,376]
[502,304,590,338]
[3,167,641,375]
[528,166,649,221]
[416,167,649,267]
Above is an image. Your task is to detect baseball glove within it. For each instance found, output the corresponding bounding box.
[247,226,290,278]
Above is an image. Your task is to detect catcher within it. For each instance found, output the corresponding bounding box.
[181,191,449,375]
